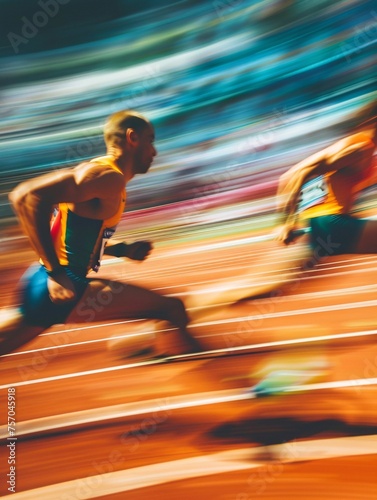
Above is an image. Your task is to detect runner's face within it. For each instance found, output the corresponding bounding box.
[133,125,157,174]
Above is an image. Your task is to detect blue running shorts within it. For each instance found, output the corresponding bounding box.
[18,264,90,328]
[309,214,367,255]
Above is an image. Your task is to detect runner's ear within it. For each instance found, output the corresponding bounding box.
[126,128,139,146]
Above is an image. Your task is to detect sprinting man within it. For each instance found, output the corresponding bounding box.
[277,98,377,255]
[0,110,200,357]
[165,97,377,317]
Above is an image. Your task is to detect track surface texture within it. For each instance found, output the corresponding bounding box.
[1,231,377,499]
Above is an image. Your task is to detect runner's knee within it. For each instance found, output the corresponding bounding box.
[163,297,189,326]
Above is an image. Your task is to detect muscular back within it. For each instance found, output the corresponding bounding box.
[9,156,127,274]
[67,161,126,220]
[50,159,127,273]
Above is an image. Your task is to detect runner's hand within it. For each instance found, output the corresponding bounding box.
[47,271,76,303]
[276,224,299,245]
[126,241,153,261]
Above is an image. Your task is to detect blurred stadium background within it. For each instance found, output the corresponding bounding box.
[0,0,376,244]
[1,2,377,498]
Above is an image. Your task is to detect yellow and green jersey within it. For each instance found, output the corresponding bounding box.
[48,157,126,275]
[297,156,376,220]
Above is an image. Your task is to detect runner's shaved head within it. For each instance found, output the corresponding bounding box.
[104,110,151,147]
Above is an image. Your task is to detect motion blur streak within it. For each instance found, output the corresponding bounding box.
[1,1,377,499]
[4,436,377,499]
[1,0,376,232]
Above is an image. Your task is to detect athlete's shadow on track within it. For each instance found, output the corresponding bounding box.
[210,417,377,447]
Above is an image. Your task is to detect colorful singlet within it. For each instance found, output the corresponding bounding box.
[296,134,376,220]
[297,172,344,219]
[297,158,376,221]
[48,157,126,275]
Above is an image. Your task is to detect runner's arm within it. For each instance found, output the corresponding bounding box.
[277,133,375,222]
[9,165,123,273]
[104,239,153,261]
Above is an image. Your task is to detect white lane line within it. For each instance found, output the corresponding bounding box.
[281,283,377,301]
[107,233,282,261]
[152,267,377,290]
[2,328,377,389]
[3,324,316,357]
[4,279,376,358]
[4,286,377,359]
[2,333,154,357]
[0,388,248,439]
[4,435,377,499]
[312,259,377,273]
[157,263,377,297]
[0,358,165,390]
[199,328,377,344]
[178,271,377,298]
[127,250,377,272]
[302,266,377,281]
[116,251,377,278]
[1,377,377,440]
[194,299,377,327]
[315,255,377,267]
[40,319,142,337]
[4,315,376,360]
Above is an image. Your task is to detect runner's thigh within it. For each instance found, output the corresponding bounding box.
[354,219,377,254]
[66,278,172,323]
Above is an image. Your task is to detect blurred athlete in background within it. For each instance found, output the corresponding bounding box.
[277,98,377,255]
[108,97,377,357]
[180,97,377,314]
